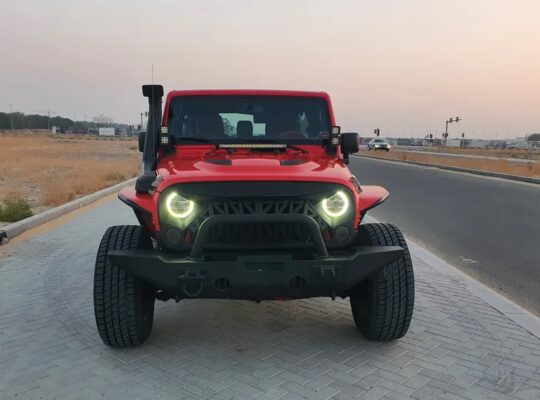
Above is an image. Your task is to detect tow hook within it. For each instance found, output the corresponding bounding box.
[319,265,337,300]
[178,268,205,297]
[319,265,337,280]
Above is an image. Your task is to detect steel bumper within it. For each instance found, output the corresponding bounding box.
[108,245,404,300]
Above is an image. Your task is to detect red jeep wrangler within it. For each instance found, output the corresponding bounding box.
[93,85,414,347]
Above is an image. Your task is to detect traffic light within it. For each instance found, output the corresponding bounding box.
[373,128,380,137]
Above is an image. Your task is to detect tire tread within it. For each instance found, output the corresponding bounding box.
[351,223,414,341]
[93,225,153,347]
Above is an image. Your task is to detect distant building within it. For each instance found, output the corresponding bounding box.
[98,127,115,136]
[446,139,461,147]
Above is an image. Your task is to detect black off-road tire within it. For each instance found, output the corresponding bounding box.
[94,225,155,347]
[350,223,414,341]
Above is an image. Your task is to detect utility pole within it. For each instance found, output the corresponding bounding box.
[10,104,14,131]
[140,112,144,131]
[47,110,51,130]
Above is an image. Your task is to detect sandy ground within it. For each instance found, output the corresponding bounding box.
[400,145,540,161]
[359,148,540,178]
[0,130,139,223]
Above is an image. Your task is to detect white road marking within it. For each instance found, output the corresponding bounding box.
[458,256,479,264]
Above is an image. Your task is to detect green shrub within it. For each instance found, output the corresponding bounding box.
[0,197,33,222]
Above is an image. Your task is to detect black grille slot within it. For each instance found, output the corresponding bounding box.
[205,221,313,250]
[189,199,328,231]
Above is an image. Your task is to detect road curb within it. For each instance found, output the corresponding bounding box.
[364,216,540,340]
[0,178,136,245]
[408,239,540,340]
[354,154,540,185]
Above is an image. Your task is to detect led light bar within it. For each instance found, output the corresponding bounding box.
[218,144,287,149]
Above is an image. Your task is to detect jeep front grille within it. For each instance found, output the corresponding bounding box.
[158,182,356,253]
[191,199,327,229]
[187,199,329,251]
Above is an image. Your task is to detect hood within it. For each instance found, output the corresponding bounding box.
[155,145,354,191]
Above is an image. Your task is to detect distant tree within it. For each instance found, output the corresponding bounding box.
[0,111,124,131]
[527,133,540,141]
[0,112,11,128]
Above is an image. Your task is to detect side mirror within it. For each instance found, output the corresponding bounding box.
[138,131,146,153]
[341,132,359,164]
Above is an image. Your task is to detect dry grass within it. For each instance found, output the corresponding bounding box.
[0,132,139,218]
[406,146,540,161]
[360,149,540,178]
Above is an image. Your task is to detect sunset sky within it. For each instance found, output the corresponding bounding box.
[1,0,539,138]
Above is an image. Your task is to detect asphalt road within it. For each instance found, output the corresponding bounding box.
[350,156,540,315]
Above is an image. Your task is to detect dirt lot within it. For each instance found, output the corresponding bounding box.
[401,146,540,161]
[359,148,540,178]
[0,130,139,224]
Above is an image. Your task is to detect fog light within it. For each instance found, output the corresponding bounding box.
[322,191,349,217]
[166,192,194,218]
[166,228,181,243]
[334,226,350,241]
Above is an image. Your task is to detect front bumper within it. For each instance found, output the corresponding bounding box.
[108,245,403,300]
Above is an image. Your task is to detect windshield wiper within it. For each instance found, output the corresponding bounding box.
[283,143,308,154]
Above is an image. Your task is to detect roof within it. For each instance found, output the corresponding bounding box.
[166,89,330,98]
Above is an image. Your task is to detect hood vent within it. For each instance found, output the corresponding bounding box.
[281,159,304,166]
[205,159,232,165]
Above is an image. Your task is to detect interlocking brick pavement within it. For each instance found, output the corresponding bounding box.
[1,200,539,399]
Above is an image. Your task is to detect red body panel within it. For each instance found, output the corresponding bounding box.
[119,187,159,232]
[121,89,389,231]
[357,186,390,214]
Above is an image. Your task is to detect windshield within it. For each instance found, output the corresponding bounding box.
[167,96,331,144]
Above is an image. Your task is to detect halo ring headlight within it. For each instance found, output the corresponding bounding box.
[322,191,349,218]
[166,192,194,218]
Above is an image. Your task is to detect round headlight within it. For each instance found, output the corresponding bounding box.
[166,192,194,218]
[322,191,349,218]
